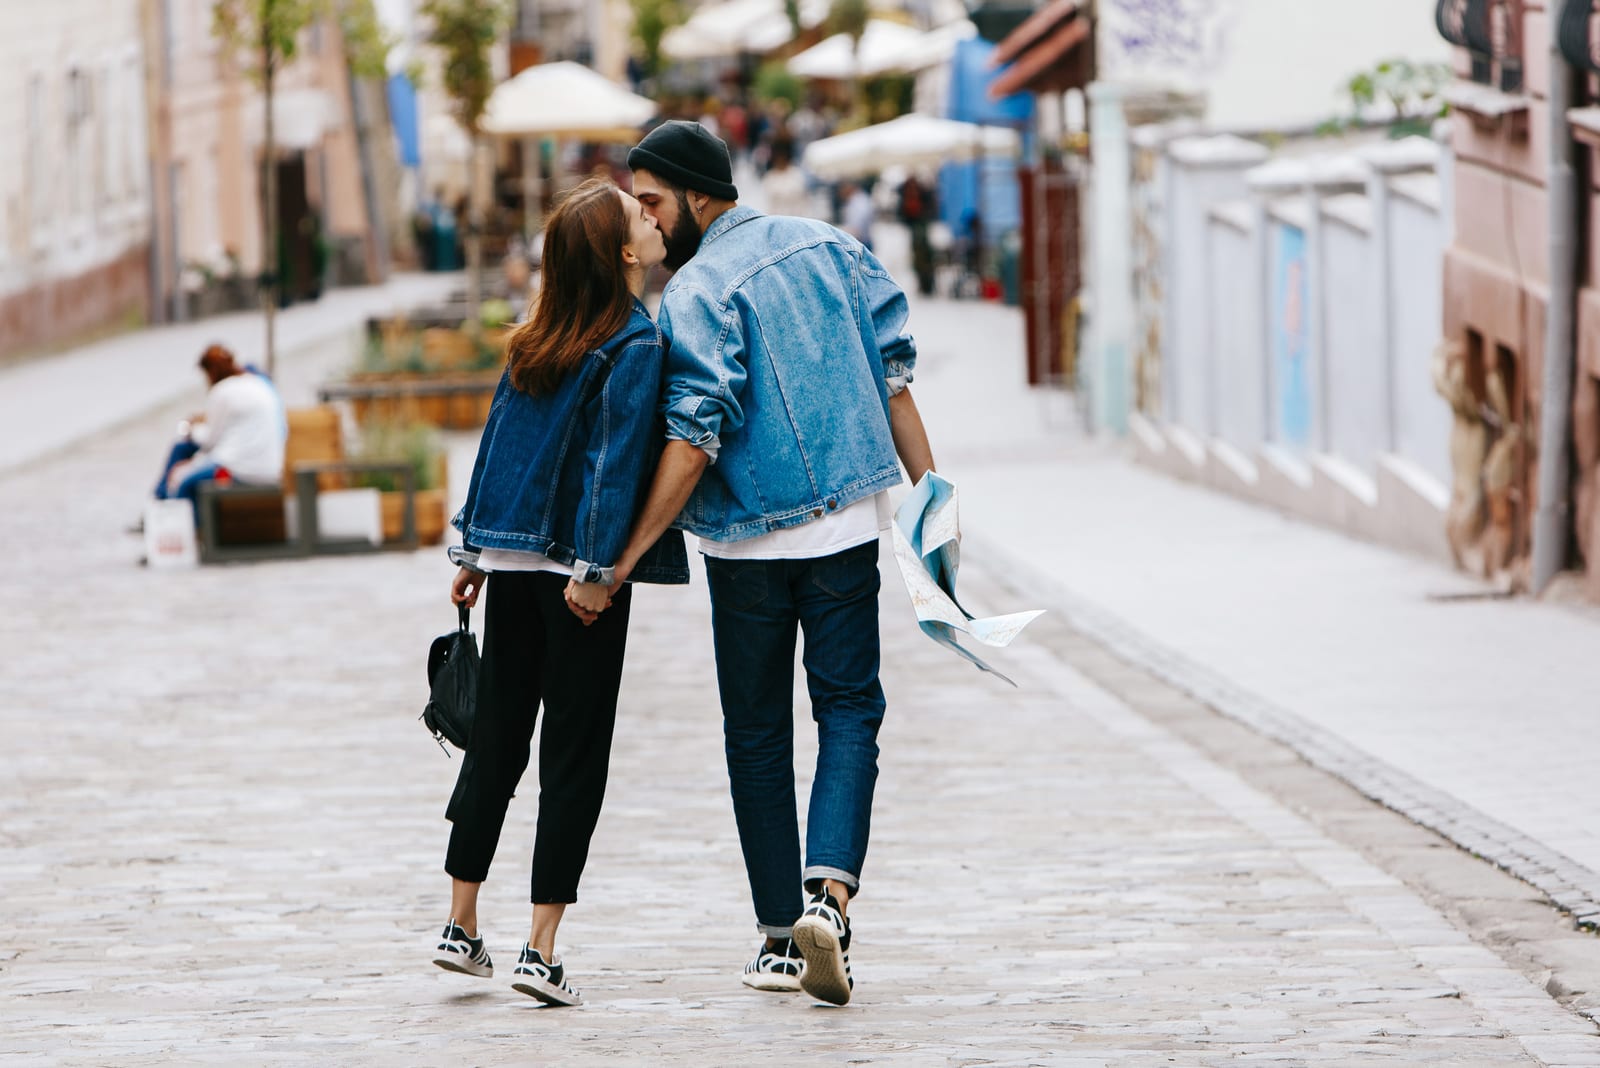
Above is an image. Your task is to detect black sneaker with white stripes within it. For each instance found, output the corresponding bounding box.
[510,944,583,1006]
[741,937,805,992]
[791,888,854,1005]
[432,918,493,978]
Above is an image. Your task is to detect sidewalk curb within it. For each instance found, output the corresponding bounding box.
[0,318,366,483]
[967,529,1600,933]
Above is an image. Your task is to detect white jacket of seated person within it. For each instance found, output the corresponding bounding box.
[190,373,287,485]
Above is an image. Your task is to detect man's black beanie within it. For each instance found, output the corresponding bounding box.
[628,120,739,201]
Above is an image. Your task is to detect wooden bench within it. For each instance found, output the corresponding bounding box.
[195,406,418,564]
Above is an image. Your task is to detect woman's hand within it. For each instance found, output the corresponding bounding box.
[564,578,612,625]
[451,566,486,608]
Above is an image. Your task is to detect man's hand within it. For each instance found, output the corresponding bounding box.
[451,566,486,608]
[564,578,611,625]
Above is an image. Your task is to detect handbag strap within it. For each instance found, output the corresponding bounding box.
[458,603,471,632]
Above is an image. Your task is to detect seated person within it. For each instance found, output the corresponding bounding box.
[155,344,287,516]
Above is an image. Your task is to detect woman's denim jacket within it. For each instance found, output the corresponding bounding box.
[448,301,689,585]
[658,207,917,542]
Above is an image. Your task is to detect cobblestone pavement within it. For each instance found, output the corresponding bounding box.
[3,339,1599,1063]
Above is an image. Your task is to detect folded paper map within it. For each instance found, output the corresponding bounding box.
[891,472,1044,686]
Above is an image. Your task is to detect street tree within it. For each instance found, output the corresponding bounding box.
[420,0,508,329]
[827,0,870,125]
[629,0,683,81]
[213,0,393,375]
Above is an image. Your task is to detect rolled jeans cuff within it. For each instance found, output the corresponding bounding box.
[803,866,860,897]
[757,922,794,938]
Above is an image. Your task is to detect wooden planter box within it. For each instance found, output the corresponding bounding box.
[381,487,449,545]
[334,370,499,430]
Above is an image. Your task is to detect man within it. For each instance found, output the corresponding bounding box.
[840,180,876,252]
[898,173,936,297]
[602,120,936,1005]
[154,345,287,515]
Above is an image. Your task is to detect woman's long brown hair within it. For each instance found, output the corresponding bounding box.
[506,177,634,395]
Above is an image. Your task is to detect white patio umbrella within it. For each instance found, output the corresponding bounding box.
[662,0,832,60]
[481,62,658,238]
[801,113,1020,180]
[786,19,930,79]
[481,61,657,140]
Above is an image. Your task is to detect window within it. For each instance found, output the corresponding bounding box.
[27,73,48,234]
[1559,0,1600,73]
[1437,0,1524,92]
[65,67,92,224]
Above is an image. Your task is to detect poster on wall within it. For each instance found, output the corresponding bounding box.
[1098,0,1235,83]
[1271,223,1312,447]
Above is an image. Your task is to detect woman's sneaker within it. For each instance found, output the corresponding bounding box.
[741,937,805,992]
[511,944,583,1006]
[432,918,493,978]
[791,888,854,1005]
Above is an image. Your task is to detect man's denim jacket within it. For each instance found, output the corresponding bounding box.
[658,207,916,542]
[449,300,689,585]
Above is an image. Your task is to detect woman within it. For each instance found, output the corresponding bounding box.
[431,178,686,1006]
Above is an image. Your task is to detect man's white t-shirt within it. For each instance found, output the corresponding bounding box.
[192,373,287,484]
[699,491,890,560]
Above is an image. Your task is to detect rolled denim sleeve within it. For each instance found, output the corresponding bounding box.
[658,284,746,464]
[572,339,666,582]
[858,245,917,396]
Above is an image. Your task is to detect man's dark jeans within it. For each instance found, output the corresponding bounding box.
[704,540,886,937]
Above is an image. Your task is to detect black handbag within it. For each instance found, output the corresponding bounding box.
[422,604,479,753]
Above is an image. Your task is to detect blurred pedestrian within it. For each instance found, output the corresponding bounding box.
[840,181,876,252]
[621,120,937,1006]
[761,142,811,218]
[151,344,286,520]
[898,173,936,297]
[436,177,688,1006]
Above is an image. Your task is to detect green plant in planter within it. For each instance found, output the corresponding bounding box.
[351,420,445,492]
[478,298,515,330]
[359,332,429,374]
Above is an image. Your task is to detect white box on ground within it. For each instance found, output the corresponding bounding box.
[285,487,383,546]
[143,499,199,569]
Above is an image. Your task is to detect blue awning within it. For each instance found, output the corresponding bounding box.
[387,73,421,168]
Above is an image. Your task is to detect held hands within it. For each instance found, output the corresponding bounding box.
[564,578,613,626]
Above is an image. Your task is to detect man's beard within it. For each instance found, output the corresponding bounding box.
[662,191,703,270]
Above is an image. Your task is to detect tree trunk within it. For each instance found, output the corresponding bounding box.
[261,47,279,377]
[466,133,485,333]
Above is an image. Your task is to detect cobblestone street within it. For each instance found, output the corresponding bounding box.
[3,326,1599,1064]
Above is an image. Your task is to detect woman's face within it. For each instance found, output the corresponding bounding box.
[620,190,666,271]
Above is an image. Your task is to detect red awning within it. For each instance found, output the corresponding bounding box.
[988,0,1092,99]
[991,0,1081,67]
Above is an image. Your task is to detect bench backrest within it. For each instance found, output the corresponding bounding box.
[283,406,345,488]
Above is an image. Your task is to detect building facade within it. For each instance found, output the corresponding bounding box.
[0,3,154,359]
[1435,0,1600,597]
[145,0,391,325]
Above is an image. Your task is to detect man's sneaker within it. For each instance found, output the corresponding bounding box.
[741,937,804,992]
[432,918,492,978]
[791,888,854,1005]
[510,944,583,1006]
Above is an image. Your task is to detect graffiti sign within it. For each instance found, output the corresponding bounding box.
[1100,0,1234,78]
[1271,223,1312,448]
